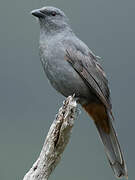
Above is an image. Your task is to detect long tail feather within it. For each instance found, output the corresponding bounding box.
[83,103,128,178]
[95,119,128,178]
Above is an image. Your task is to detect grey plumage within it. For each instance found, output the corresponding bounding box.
[31,6,127,178]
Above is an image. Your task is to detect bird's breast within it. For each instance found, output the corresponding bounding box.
[39,40,93,101]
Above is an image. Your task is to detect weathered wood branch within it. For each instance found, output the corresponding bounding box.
[23,95,77,180]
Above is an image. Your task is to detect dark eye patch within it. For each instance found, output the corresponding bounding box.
[40,9,59,17]
[51,11,57,16]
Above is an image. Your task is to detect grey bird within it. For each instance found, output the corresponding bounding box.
[31,6,128,178]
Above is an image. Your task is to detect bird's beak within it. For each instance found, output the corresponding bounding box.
[31,9,44,18]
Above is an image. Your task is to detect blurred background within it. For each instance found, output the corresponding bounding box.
[0,0,134,179]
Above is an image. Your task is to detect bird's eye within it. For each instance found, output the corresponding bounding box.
[51,11,56,16]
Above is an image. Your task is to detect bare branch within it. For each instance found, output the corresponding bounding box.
[23,95,77,180]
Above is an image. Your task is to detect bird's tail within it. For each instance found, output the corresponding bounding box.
[83,103,128,179]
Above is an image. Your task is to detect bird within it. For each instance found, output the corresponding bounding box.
[31,6,127,178]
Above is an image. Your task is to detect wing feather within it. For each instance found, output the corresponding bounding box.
[65,48,113,118]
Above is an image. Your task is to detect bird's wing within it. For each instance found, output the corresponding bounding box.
[65,48,113,118]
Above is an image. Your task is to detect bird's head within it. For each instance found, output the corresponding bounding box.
[31,6,70,34]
